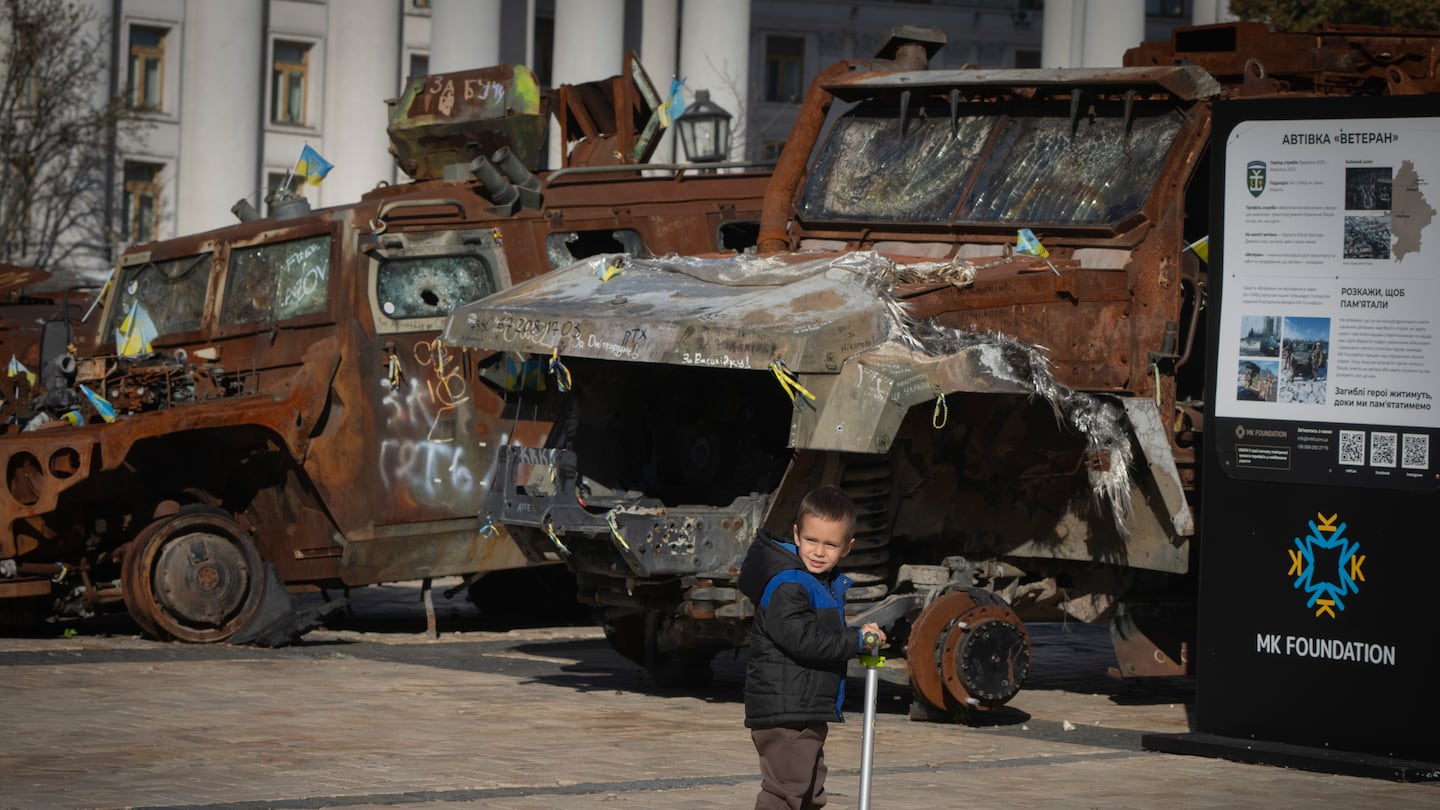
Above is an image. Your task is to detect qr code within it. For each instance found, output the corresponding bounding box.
[1338,430,1366,465]
[1369,431,1397,468]
[1402,434,1430,470]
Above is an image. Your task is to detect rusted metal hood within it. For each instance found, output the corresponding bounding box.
[447,251,1148,538]
[827,65,1223,100]
[444,252,898,374]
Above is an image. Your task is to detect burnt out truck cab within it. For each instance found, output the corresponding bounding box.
[443,23,1440,709]
[0,59,770,642]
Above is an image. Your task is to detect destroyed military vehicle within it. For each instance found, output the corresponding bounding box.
[0,58,770,642]
[444,23,1440,712]
[2,268,93,390]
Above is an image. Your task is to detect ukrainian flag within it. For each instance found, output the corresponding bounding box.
[79,384,116,423]
[296,144,333,186]
[1185,235,1210,263]
[1015,228,1050,258]
[658,77,686,128]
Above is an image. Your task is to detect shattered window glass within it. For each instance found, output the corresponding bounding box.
[960,112,1182,224]
[102,253,212,342]
[797,100,1184,226]
[799,112,995,224]
[222,235,331,325]
[377,254,495,319]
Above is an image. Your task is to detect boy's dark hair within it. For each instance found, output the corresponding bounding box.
[795,485,857,539]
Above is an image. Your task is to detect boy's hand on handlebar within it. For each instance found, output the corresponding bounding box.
[860,622,886,647]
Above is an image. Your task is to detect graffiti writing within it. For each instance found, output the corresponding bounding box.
[486,314,587,345]
[377,338,476,506]
[680,351,750,369]
[464,79,504,103]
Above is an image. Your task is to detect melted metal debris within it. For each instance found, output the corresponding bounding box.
[855,251,1136,535]
[591,250,1135,532]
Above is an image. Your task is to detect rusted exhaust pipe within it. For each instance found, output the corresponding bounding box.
[469,155,520,210]
[491,147,543,210]
[232,199,260,222]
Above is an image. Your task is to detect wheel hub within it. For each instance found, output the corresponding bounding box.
[153,532,250,625]
[907,590,1031,711]
[120,509,267,642]
[942,605,1030,705]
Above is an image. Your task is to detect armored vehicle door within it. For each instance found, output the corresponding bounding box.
[363,226,511,525]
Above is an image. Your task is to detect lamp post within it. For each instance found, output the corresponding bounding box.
[674,89,733,166]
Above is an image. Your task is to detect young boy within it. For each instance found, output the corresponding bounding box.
[739,485,885,810]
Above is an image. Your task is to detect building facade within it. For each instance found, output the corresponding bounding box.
[61,0,1216,285]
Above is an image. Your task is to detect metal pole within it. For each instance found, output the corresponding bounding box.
[859,631,884,810]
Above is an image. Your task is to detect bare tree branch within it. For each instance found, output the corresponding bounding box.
[0,0,147,281]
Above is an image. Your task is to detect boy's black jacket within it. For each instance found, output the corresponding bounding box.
[739,529,857,728]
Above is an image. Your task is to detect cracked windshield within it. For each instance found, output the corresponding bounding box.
[798,101,1184,226]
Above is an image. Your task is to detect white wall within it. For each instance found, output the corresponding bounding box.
[1192,0,1237,25]
[680,0,750,161]
[548,0,625,166]
[1042,0,1146,68]
[430,0,500,73]
[176,1,262,235]
[639,0,679,162]
[319,0,401,207]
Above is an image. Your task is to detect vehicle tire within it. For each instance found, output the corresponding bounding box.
[120,507,269,642]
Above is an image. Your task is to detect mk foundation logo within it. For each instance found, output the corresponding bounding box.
[1288,512,1366,618]
[1247,160,1267,197]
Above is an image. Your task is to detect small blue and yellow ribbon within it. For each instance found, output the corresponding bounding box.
[386,354,403,392]
[479,513,496,537]
[1016,228,1059,275]
[550,347,572,392]
[605,509,632,552]
[932,392,948,429]
[544,518,571,556]
[1184,235,1209,263]
[598,256,624,282]
[769,358,815,410]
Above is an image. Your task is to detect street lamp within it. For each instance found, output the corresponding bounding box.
[675,89,732,164]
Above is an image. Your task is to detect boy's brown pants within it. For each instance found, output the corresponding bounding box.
[751,722,829,809]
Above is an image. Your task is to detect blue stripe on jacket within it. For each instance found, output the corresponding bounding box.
[758,566,855,719]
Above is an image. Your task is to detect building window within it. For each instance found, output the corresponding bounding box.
[271,40,311,125]
[409,53,429,81]
[1147,0,1187,17]
[411,0,431,8]
[122,162,162,244]
[128,25,167,111]
[764,35,804,103]
[1015,50,1041,69]
[759,140,786,161]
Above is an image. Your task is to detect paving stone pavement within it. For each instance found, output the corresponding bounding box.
[2,579,1436,810]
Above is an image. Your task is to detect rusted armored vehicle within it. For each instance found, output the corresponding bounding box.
[0,59,770,641]
[2,268,92,399]
[444,23,1440,710]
